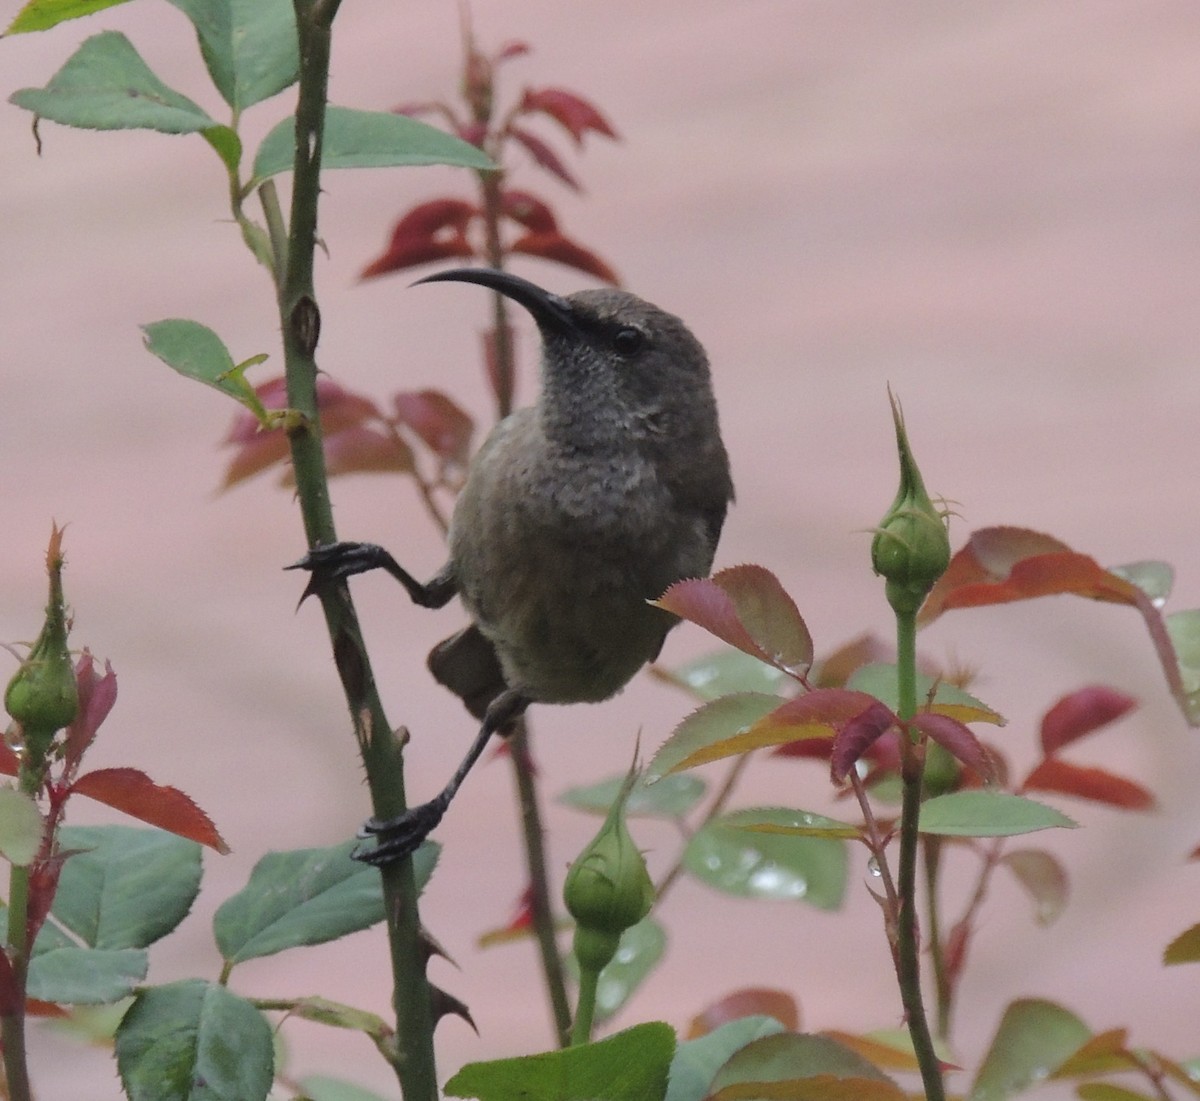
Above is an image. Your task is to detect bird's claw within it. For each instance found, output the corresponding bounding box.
[351,800,446,866]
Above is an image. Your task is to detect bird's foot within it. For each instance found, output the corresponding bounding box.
[351,798,447,866]
[287,541,390,583]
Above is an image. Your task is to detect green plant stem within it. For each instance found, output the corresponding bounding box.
[923,836,952,1039]
[285,5,437,1098]
[509,719,573,1046]
[2,762,43,1101]
[893,606,945,1101]
[571,965,600,1046]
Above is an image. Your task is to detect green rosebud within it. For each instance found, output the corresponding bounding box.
[871,393,951,615]
[5,526,78,759]
[564,768,655,974]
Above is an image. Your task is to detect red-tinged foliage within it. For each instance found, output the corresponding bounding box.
[772,737,837,761]
[26,1000,69,1019]
[360,199,479,280]
[0,948,18,1016]
[1040,685,1137,755]
[393,389,475,468]
[477,887,536,948]
[919,526,1195,725]
[830,701,898,783]
[510,231,621,285]
[920,528,1141,622]
[909,712,997,784]
[495,40,531,63]
[686,988,800,1038]
[656,566,813,679]
[1022,758,1155,811]
[62,651,117,775]
[222,378,382,489]
[501,189,559,233]
[812,634,891,688]
[0,739,19,776]
[311,426,415,481]
[506,124,581,190]
[519,87,619,146]
[71,768,230,853]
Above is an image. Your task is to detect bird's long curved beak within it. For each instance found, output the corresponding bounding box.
[413,267,578,334]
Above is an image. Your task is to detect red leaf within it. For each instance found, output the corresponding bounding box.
[359,199,479,280]
[0,949,18,1016]
[830,700,898,783]
[812,633,891,688]
[771,737,835,761]
[919,528,1143,622]
[393,389,475,468]
[0,741,19,777]
[687,988,800,1038]
[290,426,414,482]
[507,125,581,190]
[909,712,996,783]
[221,378,381,489]
[501,189,559,233]
[63,651,117,775]
[1039,685,1137,755]
[477,887,535,948]
[519,87,619,145]
[510,232,620,285]
[656,566,813,678]
[494,40,531,63]
[1023,758,1155,811]
[71,768,230,852]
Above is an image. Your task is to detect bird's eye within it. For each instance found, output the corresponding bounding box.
[612,327,645,356]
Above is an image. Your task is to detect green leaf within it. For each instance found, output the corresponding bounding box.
[1109,560,1174,607]
[847,662,1005,725]
[666,1017,787,1101]
[919,791,1077,838]
[665,649,792,701]
[300,1077,390,1101]
[164,0,298,110]
[564,919,666,1023]
[1164,922,1200,965]
[5,0,134,34]
[709,1032,899,1097]
[117,980,273,1101]
[142,319,269,419]
[684,810,846,908]
[1166,609,1200,723]
[1076,1087,1157,1101]
[727,805,862,840]
[53,826,202,949]
[26,945,147,1004]
[9,31,217,133]
[0,787,43,866]
[213,840,437,965]
[203,125,242,174]
[560,773,705,819]
[648,692,783,781]
[251,105,494,184]
[445,1021,675,1101]
[969,999,1091,1101]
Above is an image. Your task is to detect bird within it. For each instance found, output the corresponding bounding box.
[292,267,733,864]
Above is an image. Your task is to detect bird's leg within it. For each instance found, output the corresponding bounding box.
[352,688,531,865]
[288,542,456,609]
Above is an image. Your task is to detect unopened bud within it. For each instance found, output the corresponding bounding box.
[564,768,654,973]
[5,527,77,758]
[872,394,951,615]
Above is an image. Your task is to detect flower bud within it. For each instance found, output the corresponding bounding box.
[871,394,951,615]
[5,527,77,759]
[564,768,654,974]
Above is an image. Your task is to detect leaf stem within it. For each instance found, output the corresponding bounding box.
[284,4,437,1097]
[508,720,573,1046]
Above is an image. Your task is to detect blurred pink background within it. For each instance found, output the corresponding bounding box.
[4,2,1200,1097]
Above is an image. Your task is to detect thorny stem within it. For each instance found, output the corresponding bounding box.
[284,4,437,1098]
[893,607,945,1101]
[849,770,900,919]
[924,836,952,1039]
